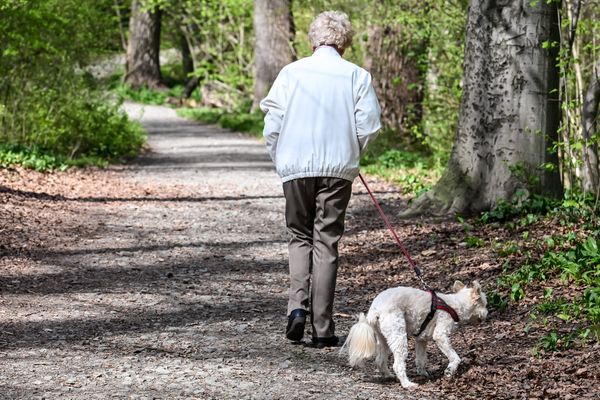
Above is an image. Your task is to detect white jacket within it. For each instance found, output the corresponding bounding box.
[259,46,381,183]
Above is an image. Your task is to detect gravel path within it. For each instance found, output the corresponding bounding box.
[3,103,599,399]
[0,103,422,399]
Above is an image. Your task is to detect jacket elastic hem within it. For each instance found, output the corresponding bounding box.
[280,171,357,183]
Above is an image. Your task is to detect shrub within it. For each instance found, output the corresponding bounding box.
[0,0,146,170]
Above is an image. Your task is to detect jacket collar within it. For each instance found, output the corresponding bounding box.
[313,45,342,58]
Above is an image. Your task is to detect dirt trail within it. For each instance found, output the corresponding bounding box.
[2,103,598,400]
[0,103,419,399]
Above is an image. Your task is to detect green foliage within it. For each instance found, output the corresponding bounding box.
[290,1,468,165]
[218,112,264,136]
[499,233,600,349]
[1,80,146,169]
[0,92,146,171]
[365,148,435,195]
[106,60,203,106]
[0,0,145,169]
[370,149,424,170]
[496,241,521,257]
[157,0,255,95]
[178,107,222,124]
[487,290,508,311]
[0,145,110,171]
[479,194,560,223]
[177,107,264,137]
[112,82,192,105]
[553,3,600,193]
[466,235,485,248]
[114,84,170,105]
[537,331,561,352]
[480,188,600,353]
[419,0,468,166]
[359,129,441,195]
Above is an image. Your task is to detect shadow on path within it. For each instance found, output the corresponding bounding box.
[0,186,282,203]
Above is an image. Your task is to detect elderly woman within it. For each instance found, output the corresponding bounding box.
[260,11,381,348]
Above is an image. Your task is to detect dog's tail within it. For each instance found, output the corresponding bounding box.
[341,313,378,367]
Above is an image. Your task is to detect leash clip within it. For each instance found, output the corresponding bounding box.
[411,263,431,291]
[419,276,432,291]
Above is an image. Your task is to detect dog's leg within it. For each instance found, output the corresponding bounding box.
[374,328,394,379]
[415,339,429,377]
[432,327,461,377]
[379,313,417,389]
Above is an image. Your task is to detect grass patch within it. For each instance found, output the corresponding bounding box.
[0,144,110,171]
[103,61,196,106]
[360,129,441,196]
[112,83,194,105]
[177,107,264,137]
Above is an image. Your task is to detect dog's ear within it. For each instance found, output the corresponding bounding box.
[452,280,465,292]
[471,281,482,299]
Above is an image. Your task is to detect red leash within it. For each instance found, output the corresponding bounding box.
[358,173,462,327]
[358,173,429,289]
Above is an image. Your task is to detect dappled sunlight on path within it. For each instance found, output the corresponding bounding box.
[0,103,421,399]
[3,103,592,399]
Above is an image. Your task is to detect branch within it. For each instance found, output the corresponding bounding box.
[568,0,581,51]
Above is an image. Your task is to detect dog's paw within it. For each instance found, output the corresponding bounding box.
[416,368,430,378]
[443,367,457,378]
[400,381,418,389]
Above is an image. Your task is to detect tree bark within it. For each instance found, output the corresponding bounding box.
[406,0,563,216]
[251,0,295,112]
[180,31,194,83]
[581,57,600,193]
[363,24,424,136]
[125,0,162,89]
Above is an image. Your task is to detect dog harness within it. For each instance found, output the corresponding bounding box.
[414,290,460,337]
[358,173,461,336]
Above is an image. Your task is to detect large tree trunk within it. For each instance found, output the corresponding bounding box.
[124,0,162,89]
[406,0,563,216]
[363,25,424,136]
[581,57,600,193]
[251,0,295,111]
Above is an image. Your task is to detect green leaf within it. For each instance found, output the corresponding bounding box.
[556,313,570,321]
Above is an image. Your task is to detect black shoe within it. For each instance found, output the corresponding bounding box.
[286,309,307,341]
[310,335,345,349]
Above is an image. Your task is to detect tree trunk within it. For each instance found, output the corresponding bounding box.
[363,24,424,136]
[405,0,563,216]
[180,31,194,83]
[251,0,295,112]
[125,0,162,89]
[581,57,600,193]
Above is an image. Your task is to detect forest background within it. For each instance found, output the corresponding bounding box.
[1,0,600,365]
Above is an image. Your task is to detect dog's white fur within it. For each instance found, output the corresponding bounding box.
[342,281,488,388]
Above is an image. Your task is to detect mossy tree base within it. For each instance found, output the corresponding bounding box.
[403,0,564,217]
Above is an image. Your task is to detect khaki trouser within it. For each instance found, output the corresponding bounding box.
[283,177,352,339]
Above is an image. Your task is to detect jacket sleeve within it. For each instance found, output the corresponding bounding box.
[259,70,287,163]
[354,72,382,154]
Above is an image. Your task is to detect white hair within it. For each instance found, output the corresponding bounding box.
[308,11,354,51]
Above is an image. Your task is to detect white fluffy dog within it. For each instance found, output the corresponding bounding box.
[342,281,488,388]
